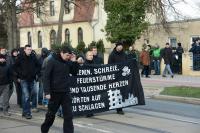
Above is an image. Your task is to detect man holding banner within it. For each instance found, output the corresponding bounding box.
[108,41,127,115]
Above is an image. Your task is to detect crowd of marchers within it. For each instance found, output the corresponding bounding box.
[0,39,196,133]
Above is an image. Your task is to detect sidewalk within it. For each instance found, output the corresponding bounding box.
[141,74,200,104]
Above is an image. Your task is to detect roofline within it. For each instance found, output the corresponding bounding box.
[18,19,97,29]
[151,18,200,26]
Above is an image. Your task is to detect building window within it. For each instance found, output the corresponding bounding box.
[27,32,32,46]
[36,6,41,17]
[65,1,70,14]
[169,37,177,48]
[50,30,56,45]
[78,27,83,43]
[65,29,70,44]
[191,36,200,44]
[38,31,42,48]
[50,1,55,16]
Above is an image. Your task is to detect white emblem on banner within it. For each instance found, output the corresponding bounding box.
[108,89,138,109]
[122,66,130,76]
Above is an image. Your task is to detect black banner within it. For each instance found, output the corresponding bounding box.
[69,59,145,116]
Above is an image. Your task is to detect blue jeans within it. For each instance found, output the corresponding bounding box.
[154,60,160,75]
[20,80,37,115]
[163,64,173,76]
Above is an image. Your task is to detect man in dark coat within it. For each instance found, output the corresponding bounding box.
[11,49,22,107]
[161,43,174,78]
[176,43,184,74]
[0,54,12,116]
[14,45,41,119]
[108,41,127,115]
[38,48,49,105]
[0,48,13,111]
[41,45,79,133]
[189,38,200,70]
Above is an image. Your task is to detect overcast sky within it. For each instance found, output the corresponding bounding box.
[167,0,200,20]
[14,0,200,20]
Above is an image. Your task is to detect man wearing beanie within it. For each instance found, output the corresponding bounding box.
[108,41,127,115]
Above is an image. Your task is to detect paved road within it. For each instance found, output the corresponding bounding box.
[1,75,199,133]
[1,98,200,133]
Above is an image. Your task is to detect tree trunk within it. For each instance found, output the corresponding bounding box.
[11,1,18,48]
[6,7,13,50]
[56,0,65,45]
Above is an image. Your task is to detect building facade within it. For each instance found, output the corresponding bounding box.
[135,19,200,51]
[18,0,110,50]
[134,19,200,76]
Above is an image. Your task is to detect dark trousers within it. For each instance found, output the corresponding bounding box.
[0,84,10,111]
[116,108,123,112]
[41,92,74,133]
[14,81,22,106]
[141,65,149,77]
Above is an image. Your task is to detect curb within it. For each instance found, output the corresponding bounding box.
[152,95,200,105]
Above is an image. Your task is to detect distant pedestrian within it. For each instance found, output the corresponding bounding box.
[189,38,200,70]
[127,45,137,60]
[152,44,161,75]
[161,43,174,78]
[176,43,184,74]
[140,47,150,78]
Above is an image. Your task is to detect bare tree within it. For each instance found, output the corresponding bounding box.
[0,0,47,50]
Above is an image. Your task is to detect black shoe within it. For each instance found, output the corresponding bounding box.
[22,114,32,119]
[146,76,150,78]
[171,75,174,78]
[162,75,166,77]
[38,103,43,106]
[117,110,124,115]
[0,107,3,111]
[86,114,94,117]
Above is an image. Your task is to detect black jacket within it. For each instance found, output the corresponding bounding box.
[161,47,173,64]
[108,48,127,64]
[43,53,79,95]
[93,54,103,64]
[14,53,40,81]
[176,46,184,57]
[85,59,94,65]
[189,44,200,54]
[0,62,11,85]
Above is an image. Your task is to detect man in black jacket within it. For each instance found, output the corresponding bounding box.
[41,45,78,133]
[161,43,174,78]
[0,54,12,116]
[14,45,40,119]
[108,41,127,115]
